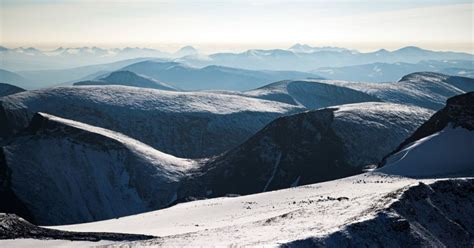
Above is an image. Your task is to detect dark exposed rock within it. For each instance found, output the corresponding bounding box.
[0,213,155,241]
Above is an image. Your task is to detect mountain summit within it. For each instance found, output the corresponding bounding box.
[174,46,198,57]
[74,70,177,91]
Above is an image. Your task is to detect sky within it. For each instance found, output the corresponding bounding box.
[1,0,473,53]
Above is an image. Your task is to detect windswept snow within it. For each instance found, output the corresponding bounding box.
[41,174,474,247]
[37,113,193,169]
[379,126,474,177]
[331,102,434,167]
[322,72,474,110]
[0,86,301,158]
[242,80,381,109]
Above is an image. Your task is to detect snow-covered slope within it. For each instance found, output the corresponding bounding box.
[242,80,381,109]
[73,70,177,91]
[38,174,474,247]
[0,86,300,158]
[379,92,474,177]
[379,127,474,177]
[120,61,321,91]
[178,102,433,199]
[0,113,195,225]
[326,72,474,110]
[0,83,25,97]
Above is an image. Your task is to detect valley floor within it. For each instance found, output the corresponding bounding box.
[3,172,472,247]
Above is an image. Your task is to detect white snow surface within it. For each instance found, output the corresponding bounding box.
[319,73,469,110]
[6,86,295,114]
[38,112,194,170]
[0,239,115,248]
[379,125,474,177]
[242,80,379,109]
[37,173,457,247]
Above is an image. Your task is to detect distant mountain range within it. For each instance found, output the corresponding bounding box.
[0,46,197,71]
[0,69,32,89]
[313,60,474,82]
[182,45,474,71]
[118,61,322,91]
[1,44,472,74]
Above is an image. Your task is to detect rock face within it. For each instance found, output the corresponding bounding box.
[0,86,300,158]
[0,113,194,225]
[378,92,474,177]
[178,102,433,199]
[0,213,155,241]
[74,70,177,91]
[0,83,25,97]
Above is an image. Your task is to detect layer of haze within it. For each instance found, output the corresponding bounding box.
[1,0,473,53]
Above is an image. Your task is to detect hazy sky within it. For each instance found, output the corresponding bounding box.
[1,0,473,53]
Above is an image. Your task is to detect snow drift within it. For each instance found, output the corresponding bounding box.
[379,91,474,177]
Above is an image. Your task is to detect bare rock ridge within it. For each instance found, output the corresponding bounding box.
[0,213,155,241]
